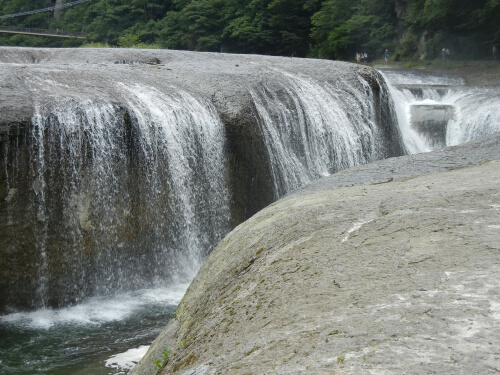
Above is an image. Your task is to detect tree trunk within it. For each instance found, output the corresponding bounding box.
[53,0,63,20]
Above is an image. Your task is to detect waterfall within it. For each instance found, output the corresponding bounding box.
[21,85,230,308]
[0,57,406,313]
[119,83,230,273]
[446,87,500,146]
[0,48,424,375]
[250,69,381,197]
[381,69,500,153]
[30,100,130,306]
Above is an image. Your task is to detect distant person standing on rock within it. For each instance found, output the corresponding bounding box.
[384,49,389,62]
[493,46,497,60]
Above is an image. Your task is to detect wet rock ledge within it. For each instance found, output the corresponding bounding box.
[131,133,500,375]
[0,47,405,312]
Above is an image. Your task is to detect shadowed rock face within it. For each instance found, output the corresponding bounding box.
[410,104,454,149]
[131,133,500,375]
[0,47,405,312]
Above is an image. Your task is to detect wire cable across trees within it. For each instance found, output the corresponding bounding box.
[0,0,92,19]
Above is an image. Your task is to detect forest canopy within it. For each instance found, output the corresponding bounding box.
[1,0,499,61]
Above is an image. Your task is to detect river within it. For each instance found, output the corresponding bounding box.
[0,285,187,374]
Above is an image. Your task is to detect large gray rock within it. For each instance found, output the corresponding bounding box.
[131,133,500,375]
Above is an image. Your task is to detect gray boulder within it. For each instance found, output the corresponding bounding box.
[131,133,500,375]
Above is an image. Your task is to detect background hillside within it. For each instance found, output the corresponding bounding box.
[1,0,499,61]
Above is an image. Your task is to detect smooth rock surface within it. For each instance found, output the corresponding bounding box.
[131,133,500,375]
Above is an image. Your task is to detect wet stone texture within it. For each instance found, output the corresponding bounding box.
[410,104,454,150]
[132,134,500,375]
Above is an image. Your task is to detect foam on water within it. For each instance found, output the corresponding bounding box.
[446,87,500,146]
[105,345,150,373]
[381,69,465,86]
[1,284,189,330]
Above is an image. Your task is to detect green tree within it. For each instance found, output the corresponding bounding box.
[1,0,499,60]
[401,0,499,59]
[158,0,225,51]
[310,0,396,61]
[222,0,319,56]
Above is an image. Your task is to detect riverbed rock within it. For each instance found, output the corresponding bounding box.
[131,133,500,375]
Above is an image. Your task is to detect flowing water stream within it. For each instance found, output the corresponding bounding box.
[1,64,495,374]
[250,69,380,198]
[380,68,500,153]
[0,285,187,375]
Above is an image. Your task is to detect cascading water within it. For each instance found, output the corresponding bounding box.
[120,83,230,273]
[250,69,382,198]
[380,68,500,153]
[117,83,231,286]
[30,100,132,306]
[1,78,230,374]
[447,87,500,146]
[23,86,230,307]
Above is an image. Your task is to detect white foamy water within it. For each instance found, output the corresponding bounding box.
[9,74,231,310]
[119,83,230,273]
[446,87,500,146]
[1,284,188,330]
[380,69,500,153]
[105,345,150,373]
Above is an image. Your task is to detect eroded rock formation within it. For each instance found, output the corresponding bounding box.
[131,133,500,375]
[0,47,405,312]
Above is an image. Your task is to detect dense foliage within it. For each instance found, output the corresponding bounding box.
[1,0,499,61]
